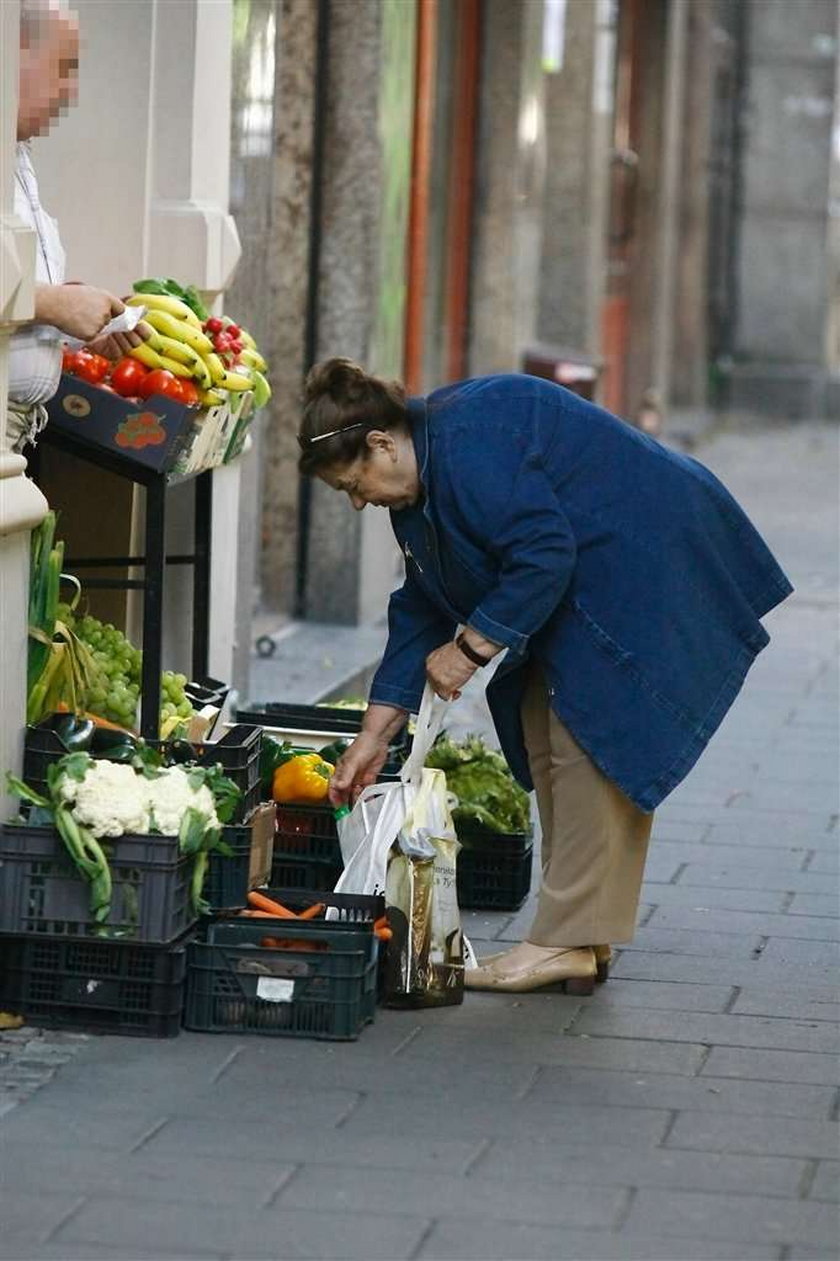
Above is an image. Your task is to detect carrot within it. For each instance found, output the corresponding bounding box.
[259,936,326,953]
[374,915,392,942]
[247,890,297,919]
[237,909,278,919]
[55,702,134,733]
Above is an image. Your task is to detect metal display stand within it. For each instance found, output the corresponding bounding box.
[33,426,211,740]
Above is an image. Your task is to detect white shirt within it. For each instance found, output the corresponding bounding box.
[9,142,67,406]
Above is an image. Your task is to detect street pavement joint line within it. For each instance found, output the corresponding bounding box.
[461,1136,493,1175]
[801,850,818,871]
[780,890,796,912]
[656,1108,681,1147]
[258,1160,300,1209]
[333,1090,365,1129]
[797,1159,820,1200]
[637,902,657,927]
[692,1044,713,1077]
[751,934,769,959]
[41,1193,89,1245]
[207,1044,245,1084]
[513,1063,542,1101]
[612,1184,638,1231]
[127,1114,171,1154]
[406,1217,438,1261]
[826,811,838,834]
[829,1088,840,1123]
[561,1002,589,1035]
[390,1024,424,1057]
[723,984,742,1013]
[670,861,688,885]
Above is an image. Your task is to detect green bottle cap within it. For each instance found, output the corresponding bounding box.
[333,805,350,820]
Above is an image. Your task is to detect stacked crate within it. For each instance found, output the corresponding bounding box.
[0,724,266,1037]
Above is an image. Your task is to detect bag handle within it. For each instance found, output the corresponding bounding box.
[400,682,450,785]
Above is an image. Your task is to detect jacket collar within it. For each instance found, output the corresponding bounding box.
[406,396,430,496]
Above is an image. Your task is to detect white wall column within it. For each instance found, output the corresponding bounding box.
[0,0,48,812]
[33,0,242,689]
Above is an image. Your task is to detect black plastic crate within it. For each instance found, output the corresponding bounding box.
[271,803,343,891]
[270,851,343,893]
[203,806,274,911]
[456,830,534,911]
[204,822,251,911]
[22,720,262,825]
[236,701,409,768]
[213,886,384,924]
[0,930,189,1036]
[273,801,337,842]
[183,918,377,1040]
[21,723,70,801]
[195,725,262,824]
[0,824,194,942]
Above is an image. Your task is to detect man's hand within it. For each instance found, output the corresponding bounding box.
[87,319,154,360]
[425,641,477,701]
[35,284,124,342]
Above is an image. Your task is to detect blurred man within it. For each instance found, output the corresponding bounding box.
[9,0,148,451]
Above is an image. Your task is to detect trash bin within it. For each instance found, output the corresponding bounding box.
[522,344,601,401]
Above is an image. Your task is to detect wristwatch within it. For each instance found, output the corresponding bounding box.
[455,632,492,668]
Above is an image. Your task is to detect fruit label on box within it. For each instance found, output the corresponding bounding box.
[256,976,295,1003]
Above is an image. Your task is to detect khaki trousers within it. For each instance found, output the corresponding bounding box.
[521,668,653,948]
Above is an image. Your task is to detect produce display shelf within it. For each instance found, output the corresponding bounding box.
[0,929,189,1037]
[184,917,377,1041]
[456,829,534,911]
[31,422,213,742]
[0,824,195,943]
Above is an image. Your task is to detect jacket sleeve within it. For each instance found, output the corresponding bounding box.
[368,570,458,712]
[464,451,577,656]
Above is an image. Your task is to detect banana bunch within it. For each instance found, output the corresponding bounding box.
[126,289,272,410]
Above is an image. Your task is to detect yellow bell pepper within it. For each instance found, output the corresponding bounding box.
[271,753,334,803]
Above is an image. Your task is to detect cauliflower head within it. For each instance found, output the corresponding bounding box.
[57,760,151,838]
[145,765,220,836]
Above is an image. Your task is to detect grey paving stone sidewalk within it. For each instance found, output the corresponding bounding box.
[1,421,838,1261]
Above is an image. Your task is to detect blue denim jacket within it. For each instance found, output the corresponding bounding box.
[369,375,792,810]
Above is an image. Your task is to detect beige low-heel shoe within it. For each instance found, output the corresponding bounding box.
[593,944,612,984]
[476,943,612,982]
[465,942,597,995]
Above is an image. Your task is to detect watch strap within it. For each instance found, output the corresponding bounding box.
[455,632,492,668]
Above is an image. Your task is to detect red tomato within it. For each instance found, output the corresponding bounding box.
[167,378,200,407]
[213,332,232,354]
[204,316,223,334]
[110,357,149,398]
[138,369,179,400]
[62,347,78,373]
[225,323,241,338]
[69,350,110,384]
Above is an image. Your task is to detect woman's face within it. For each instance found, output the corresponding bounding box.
[320,431,420,512]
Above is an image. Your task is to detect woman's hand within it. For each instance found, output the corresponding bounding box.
[425,641,477,701]
[328,732,390,806]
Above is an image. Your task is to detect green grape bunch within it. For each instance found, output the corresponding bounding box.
[58,605,194,733]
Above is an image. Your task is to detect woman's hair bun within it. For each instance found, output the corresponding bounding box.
[304,357,367,407]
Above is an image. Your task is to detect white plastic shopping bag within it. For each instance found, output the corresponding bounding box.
[334,685,468,1005]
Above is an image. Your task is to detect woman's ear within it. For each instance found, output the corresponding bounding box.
[365,429,396,459]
